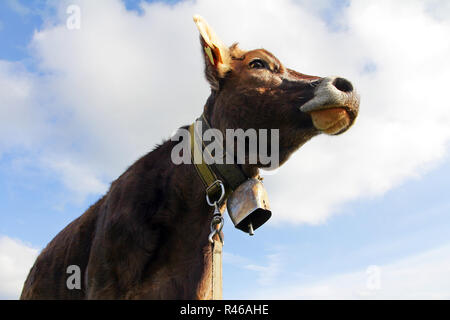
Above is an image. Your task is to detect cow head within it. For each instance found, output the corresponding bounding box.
[194,15,360,171]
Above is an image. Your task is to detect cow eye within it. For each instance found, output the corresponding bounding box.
[249,59,267,69]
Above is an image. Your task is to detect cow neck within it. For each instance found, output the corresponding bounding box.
[189,113,248,204]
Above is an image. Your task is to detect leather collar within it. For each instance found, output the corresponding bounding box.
[189,114,248,203]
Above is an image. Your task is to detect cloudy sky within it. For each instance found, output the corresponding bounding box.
[0,0,449,299]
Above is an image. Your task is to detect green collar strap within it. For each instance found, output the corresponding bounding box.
[189,114,248,203]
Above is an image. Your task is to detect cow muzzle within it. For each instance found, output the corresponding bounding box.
[300,76,360,135]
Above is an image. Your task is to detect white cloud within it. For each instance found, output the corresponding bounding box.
[0,236,39,299]
[247,243,450,299]
[0,61,48,154]
[43,156,109,201]
[244,253,282,286]
[0,0,450,222]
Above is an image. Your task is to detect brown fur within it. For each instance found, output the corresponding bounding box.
[20,30,358,300]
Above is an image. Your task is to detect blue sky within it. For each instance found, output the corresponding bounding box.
[1,0,450,299]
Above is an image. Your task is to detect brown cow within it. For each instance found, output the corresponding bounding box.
[20,16,359,300]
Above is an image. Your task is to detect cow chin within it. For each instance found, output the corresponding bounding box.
[309,107,352,135]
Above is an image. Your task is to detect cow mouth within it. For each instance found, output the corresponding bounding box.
[298,76,360,135]
[308,105,353,135]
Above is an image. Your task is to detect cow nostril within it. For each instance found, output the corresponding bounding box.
[332,78,353,93]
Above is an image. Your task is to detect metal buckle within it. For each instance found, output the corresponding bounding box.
[205,180,225,206]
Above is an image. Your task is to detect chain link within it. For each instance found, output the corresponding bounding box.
[208,203,224,244]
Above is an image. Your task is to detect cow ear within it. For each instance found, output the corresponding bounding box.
[193,15,232,90]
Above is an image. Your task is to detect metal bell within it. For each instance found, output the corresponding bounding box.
[226,178,272,235]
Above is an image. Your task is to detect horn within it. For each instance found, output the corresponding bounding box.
[226,178,272,235]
